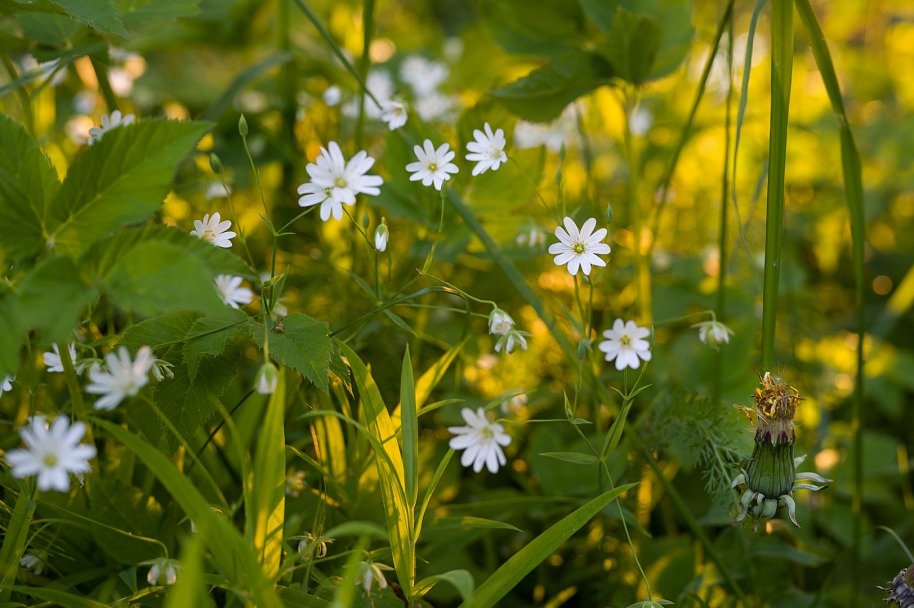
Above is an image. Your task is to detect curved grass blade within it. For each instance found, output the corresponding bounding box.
[250,369,286,577]
[458,484,637,608]
[0,489,36,603]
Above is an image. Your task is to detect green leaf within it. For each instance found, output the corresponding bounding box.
[93,419,283,607]
[0,296,22,378]
[0,113,60,259]
[49,0,126,35]
[459,483,637,608]
[88,479,164,564]
[426,516,522,532]
[539,451,600,465]
[0,492,36,603]
[46,119,211,257]
[337,342,413,598]
[101,241,224,317]
[165,533,216,608]
[8,586,108,608]
[601,401,632,460]
[414,570,475,603]
[122,0,202,24]
[153,347,239,451]
[480,0,583,59]
[17,256,97,343]
[579,0,617,33]
[250,370,285,577]
[182,310,249,376]
[255,313,331,393]
[595,8,662,84]
[414,340,466,410]
[490,50,613,122]
[400,346,419,509]
[119,310,202,351]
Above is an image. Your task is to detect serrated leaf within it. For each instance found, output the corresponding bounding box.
[17,256,97,343]
[102,241,224,317]
[254,313,331,393]
[153,346,238,451]
[122,0,201,25]
[182,310,249,377]
[481,0,583,59]
[595,8,662,84]
[490,50,613,122]
[539,451,600,465]
[46,119,211,257]
[119,310,202,352]
[0,113,60,259]
[50,0,126,35]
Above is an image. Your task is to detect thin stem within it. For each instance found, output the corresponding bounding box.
[622,89,651,323]
[89,57,119,113]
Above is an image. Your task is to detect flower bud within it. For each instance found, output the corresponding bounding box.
[209,153,223,174]
[238,114,248,137]
[255,362,279,395]
[374,222,389,252]
[487,308,514,336]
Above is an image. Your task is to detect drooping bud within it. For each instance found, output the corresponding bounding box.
[255,362,279,395]
[374,221,389,252]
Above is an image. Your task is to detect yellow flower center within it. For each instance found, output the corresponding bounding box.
[201,229,215,242]
[620,335,631,348]
[334,176,348,188]
[42,453,58,467]
[573,241,586,254]
[480,426,494,440]
[428,162,438,172]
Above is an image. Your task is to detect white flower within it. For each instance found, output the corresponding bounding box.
[85,346,155,410]
[693,320,733,349]
[215,274,254,309]
[548,217,611,276]
[255,362,279,394]
[87,110,135,145]
[190,212,236,248]
[400,56,449,97]
[145,558,180,586]
[286,470,307,497]
[494,330,529,354]
[413,92,457,122]
[43,343,89,374]
[466,123,507,176]
[205,181,231,200]
[374,223,389,252]
[380,100,408,130]
[356,559,391,593]
[151,359,175,381]
[297,142,384,222]
[513,106,579,152]
[5,416,96,492]
[448,407,512,473]
[488,308,514,336]
[516,226,547,249]
[406,139,459,191]
[20,552,47,575]
[598,319,652,371]
[629,106,654,136]
[323,85,341,106]
[342,70,393,119]
[1,375,15,395]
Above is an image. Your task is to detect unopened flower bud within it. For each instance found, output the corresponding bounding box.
[255,362,279,395]
[238,114,248,137]
[209,153,223,174]
[374,222,389,252]
[487,308,514,336]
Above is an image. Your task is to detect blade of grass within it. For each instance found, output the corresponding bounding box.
[458,483,637,608]
[0,487,36,603]
[400,346,419,509]
[337,341,414,598]
[250,369,287,577]
[794,0,866,601]
[761,0,794,370]
[8,586,109,608]
[164,533,215,608]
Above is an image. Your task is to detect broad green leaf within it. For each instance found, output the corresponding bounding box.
[122,0,202,24]
[102,241,225,317]
[490,50,613,123]
[0,113,60,259]
[0,492,36,603]
[83,225,257,281]
[46,119,211,257]
[153,346,239,451]
[182,309,249,376]
[595,8,662,84]
[337,342,413,598]
[0,0,65,18]
[50,0,126,35]
[250,370,286,577]
[119,310,202,351]
[88,479,164,564]
[615,0,693,80]
[254,313,331,393]
[480,0,584,59]
[539,451,600,465]
[459,483,637,608]
[17,255,97,343]
[16,11,80,47]
[400,346,419,508]
[8,586,108,608]
[94,419,282,607]
[579,0,618,33]
[414,570,475,603]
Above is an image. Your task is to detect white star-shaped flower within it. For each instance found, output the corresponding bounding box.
[43,343,90,374]
[20,552,47,575]
[144,558,181,586]
[380,100,408,130]
[693,320,733,349]
[5,416,96,492]
[406,139,459,191]
[400,56,448,97]
[87,110,135,145]
[466,122,507,176]
[190,212,236,248]
[297,142,384,222]
[215,274,254,309]
[488,308,514,336]
[598,319,652,371]
[85,346,155,410]
[494,330,529,354]
[548,217,611,276]
[356,559,392,593]
[448,407,512,473]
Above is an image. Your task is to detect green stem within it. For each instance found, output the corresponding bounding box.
[89,57,119,113]
[621,90,651,323]
[57,342,93,447]
[761,0,794,370]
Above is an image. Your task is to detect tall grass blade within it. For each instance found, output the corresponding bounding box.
[164,533,215,608]
[400,346,420,508]
[0,489,36,602]
[250,369,287,577]
[760,0,794,370]
[459,484,637,608]
[794,0,867,599]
